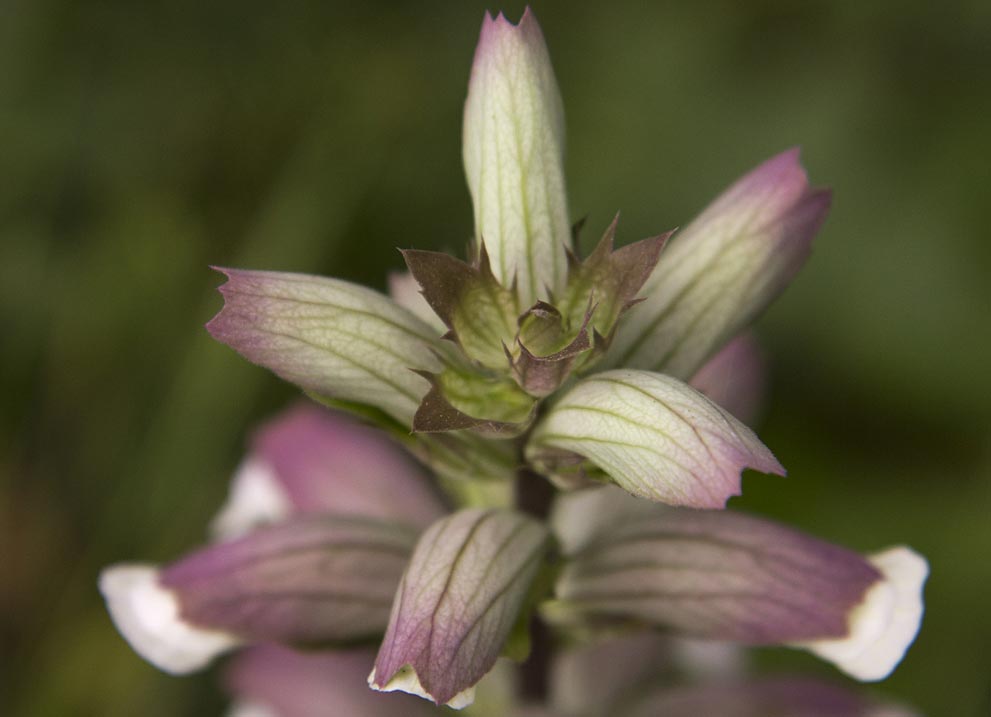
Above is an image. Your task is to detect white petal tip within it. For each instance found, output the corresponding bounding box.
[804,546,928,681]
[99,564,241,674]
[368,666,476,710]
[210,459,292,541]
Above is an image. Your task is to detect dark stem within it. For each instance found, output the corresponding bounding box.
[515,466,555,519]
[515,467,555,704]
[519,612,552,704]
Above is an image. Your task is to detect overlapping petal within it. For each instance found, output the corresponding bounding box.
[526,369,783,508]
[606,149,831,379]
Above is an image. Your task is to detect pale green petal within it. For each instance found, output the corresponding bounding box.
[207,268,442,426]
[463,9,571,307]
[606,149,830,379]
[526,369,783,508]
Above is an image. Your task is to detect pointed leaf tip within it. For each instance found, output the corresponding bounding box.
[558,219,672,351]
[403,249,518,370]
[412,368,536,438]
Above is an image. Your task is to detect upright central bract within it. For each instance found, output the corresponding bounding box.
[99,8,927,713]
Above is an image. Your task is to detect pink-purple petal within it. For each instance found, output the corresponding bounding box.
[162,515,416,647]
[554,492,881,644]
[549,632,679,716]
[225,644,439,717]
[371,509,550,707]
[551,486,926,681]
[607,148,831,380]
[225,402,445,532]
[689,333,767,426]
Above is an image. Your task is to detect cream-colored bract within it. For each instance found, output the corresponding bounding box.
[528,369,783,509]
[98,564,241,674]
[368,665,476,710]
[463,10,571,308]
[210,459,293,541]
[800,546,928,681]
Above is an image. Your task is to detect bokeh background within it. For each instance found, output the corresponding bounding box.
[2,0,989,714]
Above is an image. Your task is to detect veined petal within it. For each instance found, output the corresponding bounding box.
[606,149,831,379]
[463,9,571,307]
[551,487,927,681]
[101,516,417,674]
[688,333,766,426]
[526,369,784,508]
[225,645,438,717]
[206,268,442,425]
[211,403,445,540]
[370,509,550,708]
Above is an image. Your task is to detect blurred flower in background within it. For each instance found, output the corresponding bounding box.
[2,1,988,716]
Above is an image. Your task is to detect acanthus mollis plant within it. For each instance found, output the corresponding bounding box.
[99,8,928,715]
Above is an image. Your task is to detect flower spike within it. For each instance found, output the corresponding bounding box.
[100,9,927,710]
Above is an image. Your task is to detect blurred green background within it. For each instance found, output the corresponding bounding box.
[2,0,989,714]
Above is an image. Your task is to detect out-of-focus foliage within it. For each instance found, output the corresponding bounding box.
[1,0,988,715]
